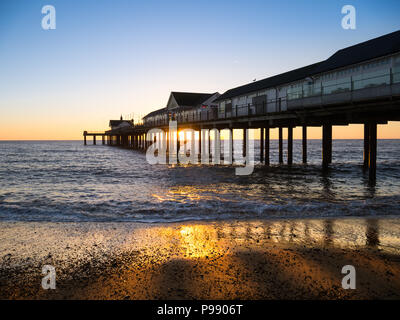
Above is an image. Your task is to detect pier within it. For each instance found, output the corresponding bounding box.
[83,131,106,146]
[83,31,400,182]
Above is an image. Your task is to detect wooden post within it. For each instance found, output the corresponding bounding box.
[102,135,105,145]
[322,124,332,169]
[214,128,221,164]
[166,130,169,163]
[279,127,283,164]
[208,129,211,158]
[260,127,264,163]
[84,134,87,146]
[177,131,180,158]
[201,129,209,164]
[302,126,307,164]
[363,124,370,170]
[265,126,270,166]
[198,130,201,161]
[93,136,96,145]
[369,122,377,181]
[242,128,247,158]
[229,128,233,164]
[287,126,293,165]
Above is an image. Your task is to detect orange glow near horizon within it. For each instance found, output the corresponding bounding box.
[1,121,400,141]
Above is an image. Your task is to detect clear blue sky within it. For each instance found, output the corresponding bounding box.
[1,0,400,139]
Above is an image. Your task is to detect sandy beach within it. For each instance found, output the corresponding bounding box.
[0,217,399,299]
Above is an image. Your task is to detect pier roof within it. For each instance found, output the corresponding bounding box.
[143,107,167,119]
[215,62,321,102]
[216,30,400,102]
[143,92,219,119]
[109,120,133,128]
[313,30,400,74]
[171,92,215,107]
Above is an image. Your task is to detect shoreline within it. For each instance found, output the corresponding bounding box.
[1,216,400,299]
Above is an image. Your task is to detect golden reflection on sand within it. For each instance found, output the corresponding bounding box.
[147,218,400,256]
[1,218,400,299]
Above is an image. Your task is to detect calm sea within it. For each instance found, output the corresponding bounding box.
[0,140,399,223]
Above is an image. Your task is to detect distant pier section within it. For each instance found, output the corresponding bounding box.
[83,131,107,146]
[84,30,400,182]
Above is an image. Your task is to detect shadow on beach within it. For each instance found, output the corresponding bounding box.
[1,218,400,299]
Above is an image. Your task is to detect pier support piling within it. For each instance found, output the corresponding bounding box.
[208,129,211,158]
[260,127,264,163]
[230,128,234,164]
[278,127,283,164]
[322,124,332,169]
[368,122,377,182]
[213,129,221,164]
[265,126,270,166]
[166,130,170,162]
[198,130,201,160]
[288,126,293,165]
[201,129,209,164]
[363,124,370,170]
[93,136,96,145]
[302,126,307,164]
[242,129,247,158]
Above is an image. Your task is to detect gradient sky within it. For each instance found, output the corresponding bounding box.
[1,0,400,140]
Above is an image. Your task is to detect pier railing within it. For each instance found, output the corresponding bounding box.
[141,71,400,128]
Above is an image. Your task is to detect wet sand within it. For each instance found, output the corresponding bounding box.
[1,217,400,299]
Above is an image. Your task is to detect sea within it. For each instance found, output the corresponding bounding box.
[0,140,399,223]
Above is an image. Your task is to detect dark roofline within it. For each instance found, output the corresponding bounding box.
[109,120,133,125]
[143,107,167,119]
[216,30,400,102]
[171,91,215,96]
[215,62,321,102]
[143,92,220,119]
[171,91,217,108]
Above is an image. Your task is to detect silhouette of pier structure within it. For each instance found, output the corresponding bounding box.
[84,31,400,182]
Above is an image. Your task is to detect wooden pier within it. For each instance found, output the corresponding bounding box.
[83,31,400,182]
[83,98,399,183]
[83,131,106,146]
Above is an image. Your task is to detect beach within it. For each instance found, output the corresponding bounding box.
[1,217,400,299]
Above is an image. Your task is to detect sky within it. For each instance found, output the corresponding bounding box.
[0,0,400,140]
